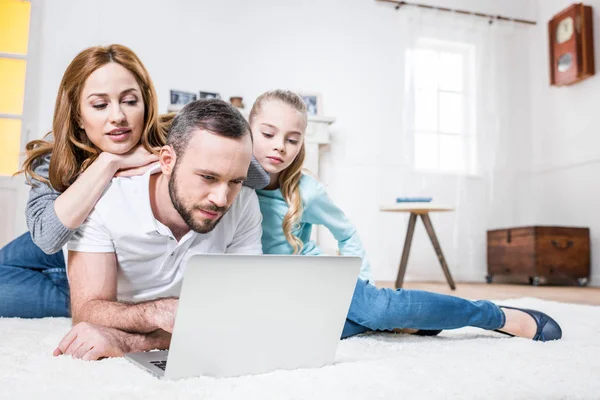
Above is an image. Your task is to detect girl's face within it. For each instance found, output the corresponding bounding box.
[251,100,306,175]
[78,62,145,154]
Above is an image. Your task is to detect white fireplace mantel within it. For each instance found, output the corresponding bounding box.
[299,114,336,177]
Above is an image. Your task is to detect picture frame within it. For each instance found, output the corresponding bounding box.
[169,89,197,106]
[299,93,322,116]
[199,91,222,100]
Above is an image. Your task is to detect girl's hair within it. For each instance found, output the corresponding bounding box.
[20,44,173,192]
[249,89,308,254]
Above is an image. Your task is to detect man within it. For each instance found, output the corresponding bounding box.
[53,100,263,360]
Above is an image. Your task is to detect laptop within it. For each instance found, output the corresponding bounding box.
[125,254,361,380]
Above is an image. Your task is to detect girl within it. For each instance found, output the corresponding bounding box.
[0,44,268,318]
[249,89,561,342]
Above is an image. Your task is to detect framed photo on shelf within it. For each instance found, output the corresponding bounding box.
[199,91,221,100]
[299,93,322,116]
[170,89,197,106]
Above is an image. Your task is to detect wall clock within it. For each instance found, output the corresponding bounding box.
[548,3,595,86]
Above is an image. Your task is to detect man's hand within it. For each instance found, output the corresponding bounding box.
[53,322,129,361]
[152,298,179,333]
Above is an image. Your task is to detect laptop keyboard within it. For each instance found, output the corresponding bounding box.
[150,360,167,371]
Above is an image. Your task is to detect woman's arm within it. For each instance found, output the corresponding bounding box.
[26,147,157,254]
[52,152,123,230]
[244,157,270,189]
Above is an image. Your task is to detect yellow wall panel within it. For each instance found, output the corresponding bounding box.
[0,58,27,114]
[0,118,22,176]
[0,1,31,55]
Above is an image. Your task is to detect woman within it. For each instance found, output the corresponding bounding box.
[0,44,268,318]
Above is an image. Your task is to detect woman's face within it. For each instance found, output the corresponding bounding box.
[250,100,306,175]
[78,62,145,154]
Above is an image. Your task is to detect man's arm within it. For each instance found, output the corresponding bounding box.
[66,201,180,333]
[68,250,178,333]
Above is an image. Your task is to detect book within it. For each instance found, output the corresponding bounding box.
[396,197,432,203]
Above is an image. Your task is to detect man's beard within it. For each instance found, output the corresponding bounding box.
[168,165,228,234]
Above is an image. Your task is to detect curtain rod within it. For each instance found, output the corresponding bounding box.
[376,0,537,26]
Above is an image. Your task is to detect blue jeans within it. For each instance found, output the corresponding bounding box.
[0,232,70,317]
[341,279,505,339]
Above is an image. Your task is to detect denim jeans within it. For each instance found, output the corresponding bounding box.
[340,279,505,339]
[0,232,70,317]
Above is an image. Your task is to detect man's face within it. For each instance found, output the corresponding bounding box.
[167,129,253,233]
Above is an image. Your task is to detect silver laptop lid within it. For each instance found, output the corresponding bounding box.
[165,254,360,380]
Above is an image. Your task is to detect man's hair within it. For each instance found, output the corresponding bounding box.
[167,99,251,157]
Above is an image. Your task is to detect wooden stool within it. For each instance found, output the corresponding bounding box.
[380,204,456,290]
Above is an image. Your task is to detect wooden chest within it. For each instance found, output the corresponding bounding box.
[487,226,590,286]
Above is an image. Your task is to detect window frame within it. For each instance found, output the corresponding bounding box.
[0,0,32,177]
[0,52,27,121]
[408,37,477,176]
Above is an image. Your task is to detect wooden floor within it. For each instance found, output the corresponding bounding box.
[375,281,600,306]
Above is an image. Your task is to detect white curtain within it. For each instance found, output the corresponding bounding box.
[378,8,531,282]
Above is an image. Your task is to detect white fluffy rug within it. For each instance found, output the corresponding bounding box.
[1,297,598,399]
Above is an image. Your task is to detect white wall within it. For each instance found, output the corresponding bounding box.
[529,0,600,286]
[23,0,536,282]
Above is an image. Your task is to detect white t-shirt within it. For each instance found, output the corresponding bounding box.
[67,167,263,302]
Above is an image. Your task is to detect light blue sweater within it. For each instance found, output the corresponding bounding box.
[256,174,372,281]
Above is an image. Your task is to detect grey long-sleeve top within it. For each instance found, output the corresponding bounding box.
[26,153,270,254]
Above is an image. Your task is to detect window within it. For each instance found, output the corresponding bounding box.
[0,0,31,176]
[409,38,476,175]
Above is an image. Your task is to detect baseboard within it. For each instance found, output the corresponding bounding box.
[373,271,599,286]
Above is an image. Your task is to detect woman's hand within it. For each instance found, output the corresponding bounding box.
[53,145,160,231]
[111,145,160,177]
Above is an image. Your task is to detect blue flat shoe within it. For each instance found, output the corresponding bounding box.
[496,306,562,342]
[414,329,443,337]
